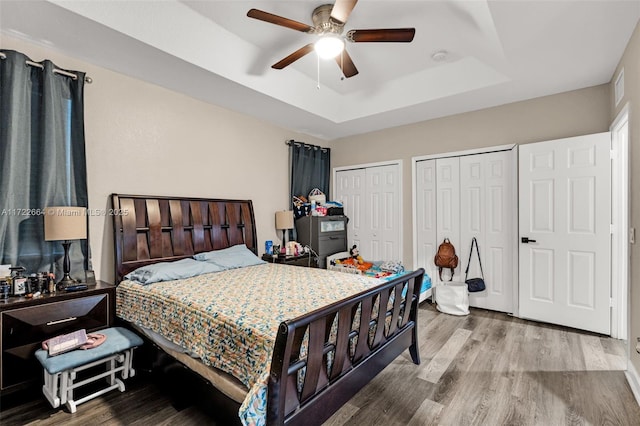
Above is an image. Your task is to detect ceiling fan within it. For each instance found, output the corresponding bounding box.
[247,0,415,78]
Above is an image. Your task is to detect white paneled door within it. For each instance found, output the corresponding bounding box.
[415,148,516,313]
[335,164,401,262]
[336,168,365,250]
[415,160,438,286]
[519,133,611,334]
[460,150,516,313]
[366,165,401,261]
[435,157,461,283]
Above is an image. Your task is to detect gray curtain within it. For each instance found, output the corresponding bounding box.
[289,140,331,205]
[0,49,88,278]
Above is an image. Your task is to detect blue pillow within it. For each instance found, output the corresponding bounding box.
[193,244,265,269]
[125,258,225,285]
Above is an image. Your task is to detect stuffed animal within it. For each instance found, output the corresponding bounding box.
[349,245,364,265]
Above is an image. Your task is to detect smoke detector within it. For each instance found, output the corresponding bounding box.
[431,50,448,62]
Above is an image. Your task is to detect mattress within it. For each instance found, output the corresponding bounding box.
[130,323,249,403]
[116,263,383,426]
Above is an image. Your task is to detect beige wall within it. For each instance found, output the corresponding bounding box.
[3,36,324,283]
[611,22,640,376]
[329,84,611,269]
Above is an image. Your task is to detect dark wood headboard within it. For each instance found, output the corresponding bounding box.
[111,194,258,282]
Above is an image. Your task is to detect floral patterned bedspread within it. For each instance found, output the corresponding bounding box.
[116,263,382,425]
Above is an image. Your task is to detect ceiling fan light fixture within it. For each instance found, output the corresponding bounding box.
[314,34,345,59]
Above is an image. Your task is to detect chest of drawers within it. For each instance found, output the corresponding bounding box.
[295,215,348,268]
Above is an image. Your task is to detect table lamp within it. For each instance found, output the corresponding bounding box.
[44,206,87,287]
[275,210,294,248]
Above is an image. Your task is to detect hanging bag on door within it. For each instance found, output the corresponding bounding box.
[465,237,486,292]
[434,238,458,281]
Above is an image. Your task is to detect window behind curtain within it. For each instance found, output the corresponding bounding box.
[0,49,88,278]
[289,141,331,206]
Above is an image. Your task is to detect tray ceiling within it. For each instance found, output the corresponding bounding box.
[1,1,638,140]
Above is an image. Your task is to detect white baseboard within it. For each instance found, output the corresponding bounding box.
[626,359,640,406]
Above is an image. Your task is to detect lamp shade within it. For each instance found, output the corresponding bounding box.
[44,207,87,241]
[275,210,294,230]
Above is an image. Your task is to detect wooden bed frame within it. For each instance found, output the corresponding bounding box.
[111,194,424,425]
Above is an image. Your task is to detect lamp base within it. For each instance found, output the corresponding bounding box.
[57,274,77,289]
[57,240,77,290]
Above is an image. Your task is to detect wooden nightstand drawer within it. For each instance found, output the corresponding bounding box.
[2,294,109,349]
[0,281,115,392]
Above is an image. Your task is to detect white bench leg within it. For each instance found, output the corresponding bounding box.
[122,349,136,379]
[60,371,70,406]
[42,371,61,409]
[66,399,77,414]
[108,357,116,386]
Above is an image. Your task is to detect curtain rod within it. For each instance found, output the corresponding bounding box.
[285,139,330,151]
[0,52,92,84]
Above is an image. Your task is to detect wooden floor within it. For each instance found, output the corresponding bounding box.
[2,303,639,425]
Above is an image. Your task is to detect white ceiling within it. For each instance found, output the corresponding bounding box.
[1,1,639,140]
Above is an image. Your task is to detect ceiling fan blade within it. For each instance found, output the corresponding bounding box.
[272,44,315,69]
[247,9,313,33]
[335,49,359,78]
[347,28,416,43]
[330,0,358,24]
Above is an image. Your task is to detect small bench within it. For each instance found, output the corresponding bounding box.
[35,326,143,413]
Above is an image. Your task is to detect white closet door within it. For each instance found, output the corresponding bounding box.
[460,151,515,312]
[415,160,438,284]
[366,165,401,261]
[435,157,461,283]
[335,169,365,250]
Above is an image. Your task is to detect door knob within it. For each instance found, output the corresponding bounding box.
[521,237,537,244]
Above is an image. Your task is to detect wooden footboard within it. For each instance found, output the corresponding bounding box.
[268,268,424,425]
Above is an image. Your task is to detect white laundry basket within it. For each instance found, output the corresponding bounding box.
[435,282,469,316]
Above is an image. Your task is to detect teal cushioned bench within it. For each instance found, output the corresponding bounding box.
[35,327,143,413]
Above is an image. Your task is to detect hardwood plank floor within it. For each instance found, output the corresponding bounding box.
[1,304,638,425]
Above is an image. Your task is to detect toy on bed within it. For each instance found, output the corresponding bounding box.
[349,245,363,263]
[332,245,373,272]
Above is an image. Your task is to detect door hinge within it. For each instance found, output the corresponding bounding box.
[610,224,615,234]
[610,150,616,159]
[610,297,614,308]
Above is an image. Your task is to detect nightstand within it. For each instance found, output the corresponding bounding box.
[0,280,115,393]
[262,252,318,268]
